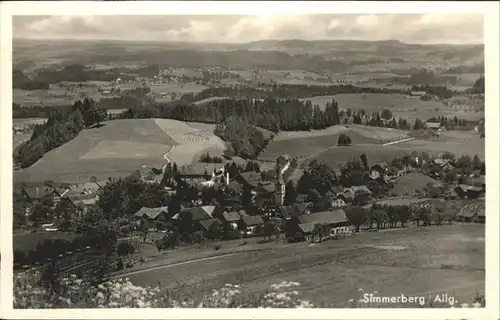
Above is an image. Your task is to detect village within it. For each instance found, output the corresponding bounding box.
[14,132,486,277]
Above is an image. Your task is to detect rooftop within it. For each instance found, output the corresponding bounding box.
[298,209,348,226]
[134,206,169,220]
[242,215,264,226]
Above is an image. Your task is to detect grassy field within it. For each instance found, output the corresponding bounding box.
[388,131,485,159]
[258,125,408,162]
[390,172,438,197]
[13,119,225,184]
[121,224,484,308]
[302,128,484,170]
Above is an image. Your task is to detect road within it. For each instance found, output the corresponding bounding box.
[124,224,485,307]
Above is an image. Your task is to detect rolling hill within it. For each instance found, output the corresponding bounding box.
[13,119,226,183]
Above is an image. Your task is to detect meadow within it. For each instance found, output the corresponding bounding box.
[120,224,484,308]
[13,118,225,184]
[308,131,484,170]
[258,125,408,162]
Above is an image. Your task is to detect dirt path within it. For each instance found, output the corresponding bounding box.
[382,137,416,146]
[161,145,175,171]
[111,252,243,279]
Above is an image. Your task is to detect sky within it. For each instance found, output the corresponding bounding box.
[12,14,484,44]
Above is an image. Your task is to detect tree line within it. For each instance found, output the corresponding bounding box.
[180,84,410,102]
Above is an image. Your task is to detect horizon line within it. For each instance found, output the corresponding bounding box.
[12,36,485,46]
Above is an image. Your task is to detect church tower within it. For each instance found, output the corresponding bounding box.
[275,155,291,206]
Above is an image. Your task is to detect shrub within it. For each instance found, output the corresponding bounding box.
[338,134,352,146]
[13,272,484,309]
[117,241,135,257]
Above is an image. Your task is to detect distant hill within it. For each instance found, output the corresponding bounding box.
[13,38,484,74]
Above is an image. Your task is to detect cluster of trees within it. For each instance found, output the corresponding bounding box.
[337,134,352,146]
[214,116,271,159]
[470,76,485,94]
[339,109,414,130]
[14,98,106,168]
[344,202,453,232]
[14,65,119,90]
[156,98,342,133]
[199,152,224,163]
[180,84,409,102]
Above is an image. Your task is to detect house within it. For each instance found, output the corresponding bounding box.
[454,185,485,199]
[331,197,347,208]
[410,91,427,97]
[172,205,215,221]
[65,193,99,208]
[425,121,444,134]
[277,202,313,220]
[256,181,275,196]
[240,216,264,235]
[432,158,455,171]
[457,210,477,223]
[227,181,243,195]
[237,171,262,189]
[220,210,243,230]
[285,209,349,241]
[179,163,225,179]
[134,206,171,221]
[199,218,222,235]
[335,186,373,205]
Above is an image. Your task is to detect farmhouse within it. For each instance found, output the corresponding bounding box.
[294,209,349,238]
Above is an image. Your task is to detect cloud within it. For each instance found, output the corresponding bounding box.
[13,14,484,44]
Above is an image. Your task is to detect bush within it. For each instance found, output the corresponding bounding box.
[338,134,352,146]
[116,241,135,257]
[213,244,221,251]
